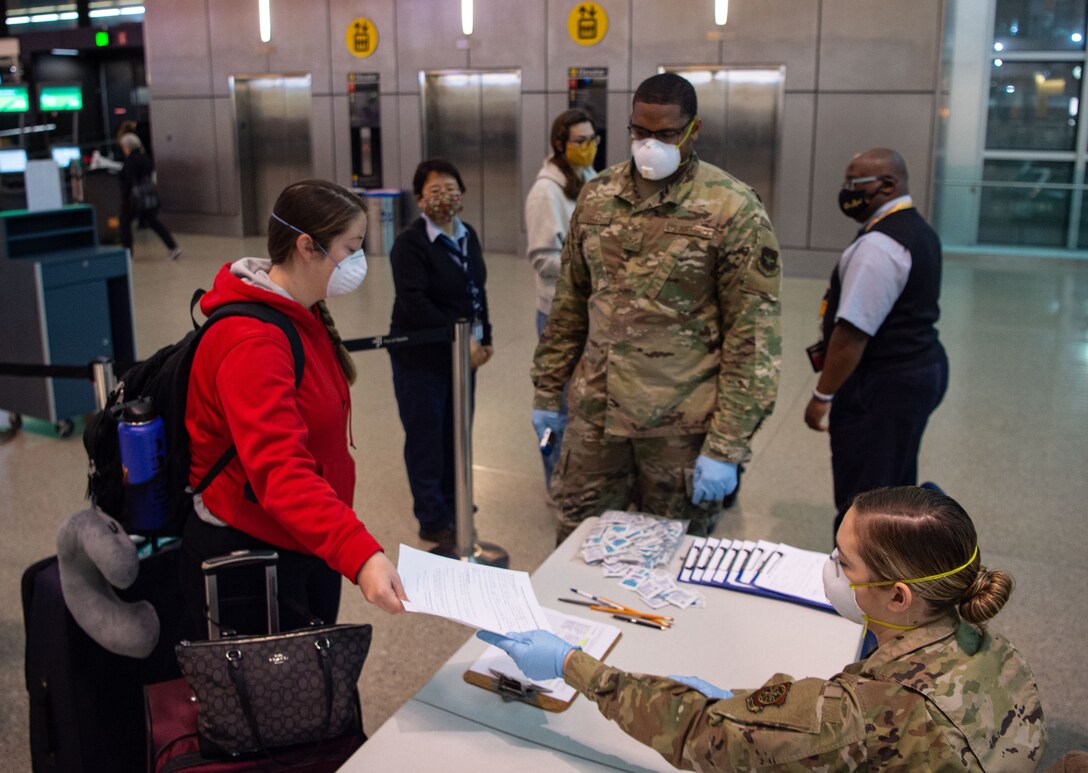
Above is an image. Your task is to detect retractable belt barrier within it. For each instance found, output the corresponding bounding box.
[0,321,507,567]
[342,326,453,352]
[0,362,95,380]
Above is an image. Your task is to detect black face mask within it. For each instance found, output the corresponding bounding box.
[838,187,870,219]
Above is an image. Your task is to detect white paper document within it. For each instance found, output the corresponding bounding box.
[751,543,832,608]
[472,607,621,702]
[397,545,553,634]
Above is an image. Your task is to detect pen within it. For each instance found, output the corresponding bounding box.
[570,587,624,610]
[557,597,596,607]
[612,614,667,631]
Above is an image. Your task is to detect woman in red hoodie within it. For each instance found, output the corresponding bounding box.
[182,179,405,633]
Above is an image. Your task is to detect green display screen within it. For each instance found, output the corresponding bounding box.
[39,86,83,111]
[0,86,30,113]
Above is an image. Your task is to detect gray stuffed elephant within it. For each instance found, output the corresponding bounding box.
[56,508,159,658]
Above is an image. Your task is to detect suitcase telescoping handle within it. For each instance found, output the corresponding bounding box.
[200,549,279,640]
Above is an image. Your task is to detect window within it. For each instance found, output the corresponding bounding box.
[987,60,1080,150]
[993,0,1087,52]
[979,159,1073,246]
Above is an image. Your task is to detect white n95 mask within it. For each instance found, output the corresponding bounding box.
[326,249,368,297]
[822,549,866,625]
[631,138,681,181]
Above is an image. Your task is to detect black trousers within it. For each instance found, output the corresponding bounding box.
[119,200,177,251]
[180,513,341,638]
[829,350,949,535]
[389,357,475,534]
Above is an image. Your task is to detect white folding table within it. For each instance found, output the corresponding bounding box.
[343,518,863,771]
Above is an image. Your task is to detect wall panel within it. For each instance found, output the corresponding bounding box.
[148,98,220,213]
[311,95,336,182]
[717,0,819,92]
[775,92,815,249]
[268,0,333,94]
[144,0,211,97]
[208,0,271,98]
[547,0,631,92]
[810,93,937,251]
[819,0,944,92]
[394,0,470,94]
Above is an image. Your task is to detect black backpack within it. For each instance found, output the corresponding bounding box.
[83,291,304,537]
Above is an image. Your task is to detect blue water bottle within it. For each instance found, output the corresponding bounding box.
[117,396,169,531]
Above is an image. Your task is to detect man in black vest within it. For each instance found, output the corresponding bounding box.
[805,148,949,535]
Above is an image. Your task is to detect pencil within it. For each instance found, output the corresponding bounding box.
[570,588,675,622]
[557,597,596,607]
[612,614,667,630]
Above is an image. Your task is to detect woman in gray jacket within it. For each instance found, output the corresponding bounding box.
[524,109,598,491]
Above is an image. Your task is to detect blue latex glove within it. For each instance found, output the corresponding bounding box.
[531,409,565,443]
[691,455,738,504]
[476,629,576,681]
[668,675,734,699]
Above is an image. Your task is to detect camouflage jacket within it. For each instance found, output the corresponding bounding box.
[530,156,781,463]
[565,615,1047,771]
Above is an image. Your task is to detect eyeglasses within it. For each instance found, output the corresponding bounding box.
[628,122,690,144]
[567,134,600,147]
[842,175,893,191]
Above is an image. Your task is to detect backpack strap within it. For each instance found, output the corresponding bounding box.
[190,301,306,496]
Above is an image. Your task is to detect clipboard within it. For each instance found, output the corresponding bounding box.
[464,607,622,712]
[678,537,835,612]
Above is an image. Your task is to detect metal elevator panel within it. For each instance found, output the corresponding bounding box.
[421,69,521,253]
[231,74,314,236]
[664,66,785,222]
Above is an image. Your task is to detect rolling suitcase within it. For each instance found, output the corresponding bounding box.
[145,550,366,772]
[22,541,193,773]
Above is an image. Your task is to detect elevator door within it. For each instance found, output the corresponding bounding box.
[231,74,313,236]
[664,66,785,221]
[421,70,521,253]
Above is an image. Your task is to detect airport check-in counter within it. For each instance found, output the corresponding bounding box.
[0,204,134,433]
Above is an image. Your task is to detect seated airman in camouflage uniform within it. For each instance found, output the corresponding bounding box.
[480,486,1047,771]
[531,73,781,541]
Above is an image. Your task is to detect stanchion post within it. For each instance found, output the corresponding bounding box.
[90,356,116,411]
[439,319,508,567]
[451,319,474,559]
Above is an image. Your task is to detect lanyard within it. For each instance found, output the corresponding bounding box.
[862,201,913,233]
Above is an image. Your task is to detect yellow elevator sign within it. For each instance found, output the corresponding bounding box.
[346,18,378,58]
[568,3,608,46]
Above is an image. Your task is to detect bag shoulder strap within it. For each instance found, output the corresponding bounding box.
[189,292,306,495]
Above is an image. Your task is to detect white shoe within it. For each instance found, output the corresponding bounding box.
[169,247,183,260]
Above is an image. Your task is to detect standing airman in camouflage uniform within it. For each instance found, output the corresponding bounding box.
[531,73,781,541]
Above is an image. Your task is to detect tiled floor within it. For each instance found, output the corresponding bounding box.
[1,227,1085,768]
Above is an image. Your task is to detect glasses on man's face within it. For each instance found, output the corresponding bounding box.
[628,123,689,144]
[425,184,460,196]
[567,134,600,147]
[842,175,891,191]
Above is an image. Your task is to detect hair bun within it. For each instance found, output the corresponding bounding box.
[959,566,1014,626]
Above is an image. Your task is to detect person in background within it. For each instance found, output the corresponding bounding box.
[388,159,493,546]
[183,178,405,633]
[804,148,949,537]
[479,485,1047,771]
[118,133,182,261]
[524,108,598,494]
[531,73,781,542]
